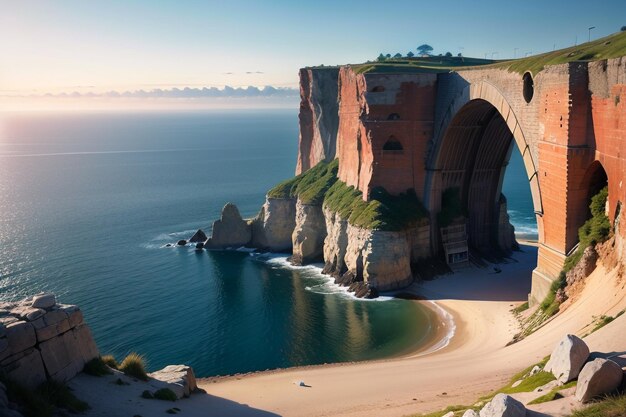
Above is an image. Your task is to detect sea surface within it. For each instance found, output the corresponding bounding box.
[0,110,536,377]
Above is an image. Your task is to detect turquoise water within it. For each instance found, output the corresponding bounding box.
[0,110,536,377]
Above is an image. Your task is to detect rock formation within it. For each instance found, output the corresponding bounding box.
[544,334,590,383]
[189,229,208,243]
[575,358,623,403]
[250,198,296,251]
[149,364,198,399]
[205,203,251,249]
[291,199,327,265]
[296,67,340,175]
[0,293,98,388]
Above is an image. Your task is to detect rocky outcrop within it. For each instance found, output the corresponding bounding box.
[497,194,517,253]
[291,200,327,265]
[296,68,340,175]
[575,358,623,403]
[149,365,198,399]
[0,293,98,388]
[565,246,598,287]
[189,229,208,243]
[205,203,251,249]
[250,197,297,251]
[322,208,349,277]
[544,334,590,383]
[478,393,526,417]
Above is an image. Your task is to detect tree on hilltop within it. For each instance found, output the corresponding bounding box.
[621,25,626,31]
[445,52,453,57]
[393,53,402,58]
[417,44,433,56]
[385,53,391,59]
[377,53,386,62]
[407,51,415,58]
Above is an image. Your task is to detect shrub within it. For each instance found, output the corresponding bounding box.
[119,352,148,381]
[154,388,178,401]
[102,354,119,369]
[141,390,154,399]
[83,357,113,376]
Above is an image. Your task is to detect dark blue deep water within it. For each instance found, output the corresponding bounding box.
[0,110,536,377]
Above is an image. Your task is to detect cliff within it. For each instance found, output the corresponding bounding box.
[295,68,340,175]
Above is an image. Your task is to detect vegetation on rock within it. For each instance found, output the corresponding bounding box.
[102,354,119,369]
[83,356,113,376]
[154,388,178,401]
[119,352,149,381]
[268,160,428,231]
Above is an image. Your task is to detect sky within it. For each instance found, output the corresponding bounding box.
[1,0,625,110]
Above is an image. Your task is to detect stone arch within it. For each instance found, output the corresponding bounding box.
[427,81,542,216]
[424,81,543,253]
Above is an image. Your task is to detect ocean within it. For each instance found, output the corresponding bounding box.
[0,110,536,377]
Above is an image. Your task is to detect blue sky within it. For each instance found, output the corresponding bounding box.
[1,0,625,99]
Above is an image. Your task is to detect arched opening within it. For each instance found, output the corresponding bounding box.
[583,161,608,217]
[382,136,403,152]
[387,113,400,120]
[371,86,385,93]
[523,72,534,103]
[432,99,535,257]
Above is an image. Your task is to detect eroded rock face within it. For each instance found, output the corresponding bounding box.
[205,203,251,249]
[296,68,340,175]
[250,197,296,251]
[344,224,413,292]
[322,208,349,277]
[149,365,198,399]
[291,200,327,265]
[545,334,590,383]
[575,358,623,403]
[189,229,208,243]
[497,195,517,253]
[0,296,98,388]
[479,393,526,417]
[566,246,598,287]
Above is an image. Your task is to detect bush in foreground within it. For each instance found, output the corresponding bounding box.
[154,388,178,401]
[83,357,113,376]
[102,354,119,369]
[119,352,148,381]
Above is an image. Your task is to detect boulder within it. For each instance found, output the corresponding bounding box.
[479,393,526,417]
[575,358,623,403]
[31,293,56,309]
[442,412,455,417]
[149,365,198,399]
[177,240,187,246]
[205,203,251,249]
[195,242,204,250]
[544,334,589,383]
[189,229,208,243]
[463,411,480,417]
[529,365,541,376]
[5,321,36,355]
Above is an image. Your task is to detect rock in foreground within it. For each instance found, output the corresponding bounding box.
[149,365,198,399]
[479,393,526,417]
[575,358,623,403]
[205,203,251,249]
[544,334,589,383]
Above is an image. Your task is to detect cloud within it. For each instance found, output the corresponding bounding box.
[4,85,299,100]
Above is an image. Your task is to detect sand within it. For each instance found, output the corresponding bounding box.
[72,244,626,417]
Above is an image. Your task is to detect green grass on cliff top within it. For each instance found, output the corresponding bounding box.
[267,160,428,231]
[341,31,626,76]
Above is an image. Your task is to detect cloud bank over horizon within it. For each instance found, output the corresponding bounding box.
[2,85,299,99]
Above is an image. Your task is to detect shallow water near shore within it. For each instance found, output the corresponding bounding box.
[0,110,536,376]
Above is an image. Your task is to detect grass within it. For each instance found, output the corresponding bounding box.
[0,376,89,417]
[528,380,577,405]
[349,55,496,74]
[570,394,626,417]
[268,160,429,231]
[493,31,626,75]
[154,388,178,401]
[102,354,119,369]
[83,357,113,376]
[267,160,338,204]
[512,302,529,314]
[416,404,480,417]
[119,352,148,381]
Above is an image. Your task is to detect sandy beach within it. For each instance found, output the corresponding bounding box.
[71,243,626,416]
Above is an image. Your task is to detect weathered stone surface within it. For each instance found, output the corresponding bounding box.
[296,67,340,175]
[5,321,36,355]
[73,324,99,363]
[39,331,84,382]
[291,200,326,265]
[149,365,198,399]
[10,306,45,322]
[206,203,252,249]
[463,410,479,417]
[189,229,208,243]
[442,412,454,417]
[566,246,598,287]
[250,197,296,251]
[31,293,56,309]
[1,348,46,389]
[545,334,589,383]
[575,358,623,403]
[322,208,349,277]
[479,393,526,417]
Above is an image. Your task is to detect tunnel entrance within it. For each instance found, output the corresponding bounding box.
[433,99,523,259]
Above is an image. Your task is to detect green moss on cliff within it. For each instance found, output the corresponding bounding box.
[267,160,428,231]
[267,160,338,204]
